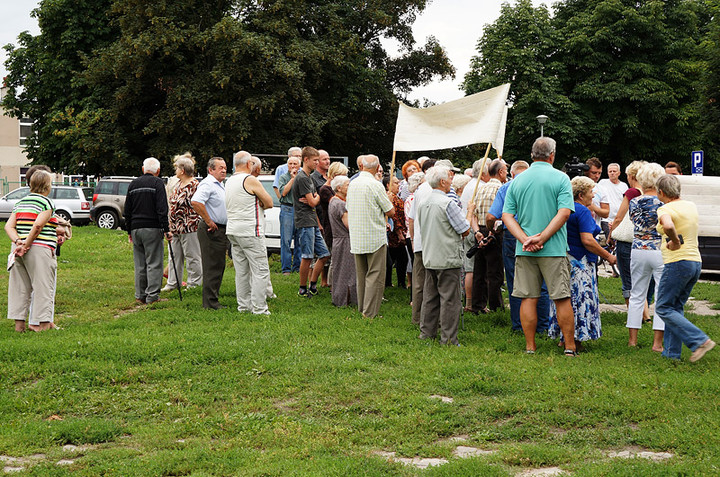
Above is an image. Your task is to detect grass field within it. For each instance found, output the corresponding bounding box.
[0,226,719,476]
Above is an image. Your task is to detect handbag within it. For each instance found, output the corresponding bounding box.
[611,214,634,242]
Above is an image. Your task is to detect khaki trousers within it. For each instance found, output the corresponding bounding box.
[8,245,57,325]
[354,245,387,318]
[411,251,425,325]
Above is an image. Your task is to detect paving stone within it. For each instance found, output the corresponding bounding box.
[607,449,673,461]
[56,459,75,466]
[3,466,25,473]
[453,446,496,458]
[394,456,449,469]
[429,394,454,403]
[517,467,566,476]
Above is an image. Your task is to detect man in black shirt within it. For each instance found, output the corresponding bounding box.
[124,157,172,305]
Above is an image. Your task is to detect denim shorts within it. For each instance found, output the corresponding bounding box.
[298,226,330,260]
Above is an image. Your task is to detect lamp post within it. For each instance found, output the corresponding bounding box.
[536,115,549,137]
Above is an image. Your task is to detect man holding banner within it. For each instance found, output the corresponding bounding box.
[502,137,577,356]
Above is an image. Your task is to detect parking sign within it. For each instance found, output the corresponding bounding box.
[691,151,704,176]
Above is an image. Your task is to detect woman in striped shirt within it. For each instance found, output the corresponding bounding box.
[5,170,60,332]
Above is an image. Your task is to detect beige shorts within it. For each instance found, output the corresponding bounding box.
[513,255,571,300]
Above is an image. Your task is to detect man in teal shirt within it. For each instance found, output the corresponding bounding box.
[502,137,577,356]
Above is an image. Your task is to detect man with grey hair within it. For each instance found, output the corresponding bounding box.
[273,147,302,199]
[192,156,229,309]
[468,158,507,314]
[124,157,172,305]
[502,137,577,355]
[346,154,395,318]
[596,162,627,224]
[417,166,470,345]
[487,160,551,333]
[226,151,275,315]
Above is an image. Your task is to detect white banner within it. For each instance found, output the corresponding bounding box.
[393,83,511,156]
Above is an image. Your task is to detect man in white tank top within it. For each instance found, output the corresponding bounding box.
[225,151,275,315]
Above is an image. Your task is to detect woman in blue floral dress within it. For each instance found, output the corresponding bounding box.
[549,176,617,349]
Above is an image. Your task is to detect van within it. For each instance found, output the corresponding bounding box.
[675,175,720,272]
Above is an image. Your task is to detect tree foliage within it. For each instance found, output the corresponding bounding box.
[464,0,713,172]
[2,0,454,175]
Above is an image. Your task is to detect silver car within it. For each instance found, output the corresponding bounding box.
[258,175,281,253]
[0,186,94,224]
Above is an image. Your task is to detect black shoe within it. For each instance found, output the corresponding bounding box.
[298,289,310,298]
[308,287,318,296]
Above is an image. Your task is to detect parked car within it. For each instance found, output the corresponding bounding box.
[89,177,134,229]
[258,174,281,254]
[0,185,94,224]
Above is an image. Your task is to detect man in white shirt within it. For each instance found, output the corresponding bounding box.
[597,162,628,222]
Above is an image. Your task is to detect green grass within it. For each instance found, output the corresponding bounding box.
[0,226,719,475]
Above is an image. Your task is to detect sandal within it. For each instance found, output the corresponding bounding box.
[564,349,578,357]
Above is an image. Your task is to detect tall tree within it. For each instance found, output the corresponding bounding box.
[2,0,118,173]
[462,0,579,164]
[3,0,453,175]
[554,0,708,166]
[464,0,711,170]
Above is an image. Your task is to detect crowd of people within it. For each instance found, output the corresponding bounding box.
[5,140,716,362]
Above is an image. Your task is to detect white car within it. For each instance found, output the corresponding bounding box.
[0,185,94,224]
[258,175,282,254]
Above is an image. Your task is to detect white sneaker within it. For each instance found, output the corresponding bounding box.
[161,285,176,292]
[253,310,271,315]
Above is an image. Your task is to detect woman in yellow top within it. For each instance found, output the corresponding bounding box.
[655,175,715,362]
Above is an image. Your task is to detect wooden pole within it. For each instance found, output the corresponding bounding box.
[389,150,397,179]
[470,143,493,205]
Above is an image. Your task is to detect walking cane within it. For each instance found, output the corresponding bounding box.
[167,237,183,301]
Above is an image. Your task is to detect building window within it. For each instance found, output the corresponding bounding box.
[19,118,34,147]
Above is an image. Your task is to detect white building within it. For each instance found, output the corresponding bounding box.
[0,86,32,192]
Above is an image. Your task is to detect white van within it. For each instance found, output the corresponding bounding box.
[675,175,720,272]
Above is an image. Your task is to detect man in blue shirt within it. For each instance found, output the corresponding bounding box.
[191,157,229,310]
[502,137,576,356]
[487,161,551,333]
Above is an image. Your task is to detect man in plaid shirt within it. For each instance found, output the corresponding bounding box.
[468,159,508,314]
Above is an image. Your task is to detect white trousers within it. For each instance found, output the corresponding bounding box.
[228,235,271,314]
[166,232,203,288]
[626,248,665,330]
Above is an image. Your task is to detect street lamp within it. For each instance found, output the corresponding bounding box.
[536,115,549,137]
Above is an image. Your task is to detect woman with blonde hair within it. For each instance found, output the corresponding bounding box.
[609,161,650,318]
[318,161,350,286]
[549,176,616,350]
[625,163,666,351]
[5,170,60,332]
